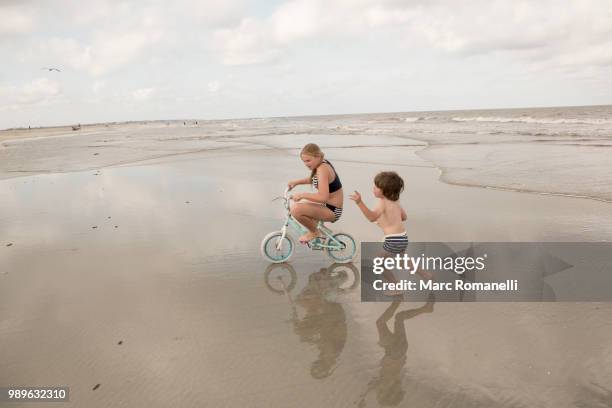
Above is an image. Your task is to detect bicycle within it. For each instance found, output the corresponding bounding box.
[260,187,357,263]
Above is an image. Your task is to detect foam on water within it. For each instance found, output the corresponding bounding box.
[450,116,612,125]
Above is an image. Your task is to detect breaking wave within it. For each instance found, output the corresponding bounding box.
[451,116,612,125]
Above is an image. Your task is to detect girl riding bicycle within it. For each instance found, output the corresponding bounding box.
[287,143,344,243]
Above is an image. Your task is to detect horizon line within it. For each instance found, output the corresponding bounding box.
[2,102,611,132]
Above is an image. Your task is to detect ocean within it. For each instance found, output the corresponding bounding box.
[2,104,612,202]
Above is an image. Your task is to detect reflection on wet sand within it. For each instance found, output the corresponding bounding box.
[294,268,348,380]
[358,295,435,407]
[264,261,438,406]
[264,262,439,406]
[264,263,359,379]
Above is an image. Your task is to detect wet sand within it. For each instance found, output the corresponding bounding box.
[1,124,612,407]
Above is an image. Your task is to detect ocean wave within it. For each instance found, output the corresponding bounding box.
[327,125,363,133]
[366,116,429,123]
[451,116,612,125]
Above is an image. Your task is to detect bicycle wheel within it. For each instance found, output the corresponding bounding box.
[325,232,357,263]
[329,262,360,290]
[264,263,297,294]
[261,231,294,263]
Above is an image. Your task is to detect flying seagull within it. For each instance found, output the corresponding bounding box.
[41,67,61,72]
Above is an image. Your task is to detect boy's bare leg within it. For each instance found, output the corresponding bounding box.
[382,270,404,297]
[394,294,436,334]
[376,300,401,339]
[378,250,404,297]
[415,268,434,281]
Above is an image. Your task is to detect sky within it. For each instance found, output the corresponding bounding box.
[1,0,611,129]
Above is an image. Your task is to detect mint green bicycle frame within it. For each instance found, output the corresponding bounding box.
[277,188,346,251]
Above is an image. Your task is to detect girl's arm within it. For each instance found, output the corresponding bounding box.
[350,191,383,222]
[292,167,330,203]
[287,177,311,189]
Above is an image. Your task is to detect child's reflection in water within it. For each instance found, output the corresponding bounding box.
[358,294,435,407]
[292,267,348,379]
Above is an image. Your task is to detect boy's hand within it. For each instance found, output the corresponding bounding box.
[290,193,303,201]
[349,191,362,204]
[287,180,296,189]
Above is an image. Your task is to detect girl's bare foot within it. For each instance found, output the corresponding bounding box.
[299,231,322,243]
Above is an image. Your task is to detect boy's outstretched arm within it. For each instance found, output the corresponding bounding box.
[349,191,382,222]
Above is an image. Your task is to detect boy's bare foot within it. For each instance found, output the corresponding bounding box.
[417,269,434,281]
[383,289,404,297]
[421,293,436,313]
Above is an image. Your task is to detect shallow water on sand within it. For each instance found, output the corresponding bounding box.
[3,105,612,203]
[2,138,612,407]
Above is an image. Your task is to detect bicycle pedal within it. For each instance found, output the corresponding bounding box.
[309,238,324,250]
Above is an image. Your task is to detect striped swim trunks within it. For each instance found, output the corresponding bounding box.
[383,232,408,254]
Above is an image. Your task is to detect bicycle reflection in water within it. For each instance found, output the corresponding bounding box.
[264,263,435,406]
[264,262,359,379]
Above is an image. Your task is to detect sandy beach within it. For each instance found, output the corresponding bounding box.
[2,113,612,407]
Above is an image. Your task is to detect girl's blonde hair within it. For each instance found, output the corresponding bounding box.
[301,143,325,183]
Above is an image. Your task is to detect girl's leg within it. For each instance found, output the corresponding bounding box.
[290,202,335,242]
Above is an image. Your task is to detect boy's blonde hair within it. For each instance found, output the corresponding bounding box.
[374,171,404,201]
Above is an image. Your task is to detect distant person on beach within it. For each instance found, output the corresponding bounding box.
[287,143,344,243]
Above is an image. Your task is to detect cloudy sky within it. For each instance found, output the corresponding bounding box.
[1,0,611,129]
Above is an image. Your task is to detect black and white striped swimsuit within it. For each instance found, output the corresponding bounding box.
[312,160,343,223]
[324,203,343,223]
[383,232,408,254]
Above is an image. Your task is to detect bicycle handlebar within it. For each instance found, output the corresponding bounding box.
[271,186,292,203]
